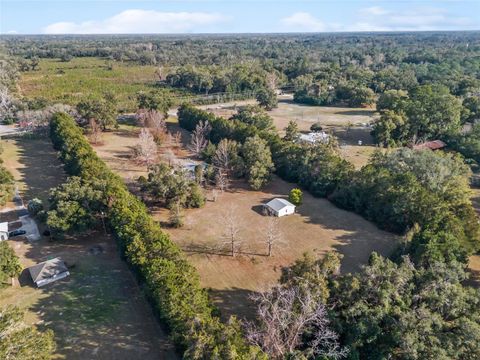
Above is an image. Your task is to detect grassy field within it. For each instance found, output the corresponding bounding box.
[0,136,176,359]
[90,122,399,320]
[19,57,158,112]
[202,97,378,168]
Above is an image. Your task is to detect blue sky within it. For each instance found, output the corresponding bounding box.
[1,0,479,34]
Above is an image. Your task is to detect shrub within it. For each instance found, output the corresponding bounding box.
[288,188,303,206]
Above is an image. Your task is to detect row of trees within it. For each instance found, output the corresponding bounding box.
[48,112,264,358]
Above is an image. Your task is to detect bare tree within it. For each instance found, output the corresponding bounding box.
[137,109,167,143]
[134,128,157,166]
[0,87,15,119]
[264,217,283,257]
[213,139,231,170]
[221,205,242,257]
[246,285,348,360]
[164,148,177,166]
[266,72,278,91]
[215,169,229,192]
[188,120,211,156]
[89,118,102,145]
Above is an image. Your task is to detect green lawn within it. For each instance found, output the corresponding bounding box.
[19,57,160,112]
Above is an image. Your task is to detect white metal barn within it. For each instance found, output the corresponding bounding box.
[264,198,296,217]
[0,222,8,241]
[28,258,70,287]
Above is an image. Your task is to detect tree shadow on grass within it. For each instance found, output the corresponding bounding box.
[27,238,178,360]
[256,176,400,274]
[208,287,258,322]
[13,136,66,203]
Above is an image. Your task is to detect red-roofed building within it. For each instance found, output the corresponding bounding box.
[412,140,446,151]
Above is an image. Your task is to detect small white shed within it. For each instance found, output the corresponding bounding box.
[264,198,296,217]
[0,222,8,241]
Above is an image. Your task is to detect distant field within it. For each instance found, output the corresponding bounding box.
[18,57,159,112]
[202,97,378,168]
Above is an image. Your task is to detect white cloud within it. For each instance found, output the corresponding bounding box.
[354,6,473,31]
[281,12,326,32]
[360,6,388,16]
[6,30,18,34]
[281,7,474,33]
[42,9,228,34]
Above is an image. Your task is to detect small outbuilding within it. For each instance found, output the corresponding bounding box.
[412,140,446,151]
[0,222,8,241]
[28,258,70,287]
[298,132,330,145]
[264,198,296,217]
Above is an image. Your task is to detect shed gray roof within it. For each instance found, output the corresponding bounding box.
[28,258,68,284]
[265,198,295,212]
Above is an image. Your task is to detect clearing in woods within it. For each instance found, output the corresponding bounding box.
[92,117,399,320]
[0,136,176,360]
[201,97,379,168]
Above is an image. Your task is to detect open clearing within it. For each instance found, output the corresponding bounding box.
[19,58,158,112]
[0,136,176,359]
[201,97,378,168]
[91,123,399,319]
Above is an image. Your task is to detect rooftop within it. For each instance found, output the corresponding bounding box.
[265,198,295,212]
[28,258,68,284]
[412,140,446,151]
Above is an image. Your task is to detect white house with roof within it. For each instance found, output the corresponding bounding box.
[298,131,330,145]
[264,198,296,217]
[0,222,8,241]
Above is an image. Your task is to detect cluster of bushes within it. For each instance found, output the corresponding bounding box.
[294,82,375,108]
[139,163,205,209]
[447,123,480,171]
[49,112,263,358]
[372,86,463,147]
[178,105,480,266]
[331,149,480,265]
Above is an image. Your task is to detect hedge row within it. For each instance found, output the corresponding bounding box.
[49,112,263,359]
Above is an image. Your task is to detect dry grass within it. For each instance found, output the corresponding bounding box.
[0,136,176,360]
[91,108,399,320]
[154,178,399,319]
